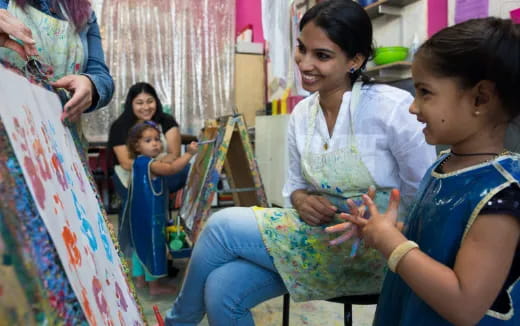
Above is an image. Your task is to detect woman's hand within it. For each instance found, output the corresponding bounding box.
[292,192,337,226]
[52,75,94,123]
[186,141,198,155]
[339,189,401,250]
[325,186,376,245]
[0,9,38,58]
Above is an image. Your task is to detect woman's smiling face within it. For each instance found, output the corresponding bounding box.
[294,21,353,94]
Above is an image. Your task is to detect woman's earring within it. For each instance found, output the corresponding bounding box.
[349,67,356,74]
[474,110,481,116]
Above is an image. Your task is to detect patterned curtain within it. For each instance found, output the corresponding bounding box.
[83,0,235,142]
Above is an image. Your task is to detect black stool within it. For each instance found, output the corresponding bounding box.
[282,293,379,326]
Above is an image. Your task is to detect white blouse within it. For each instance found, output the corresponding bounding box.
[282,83,437,210]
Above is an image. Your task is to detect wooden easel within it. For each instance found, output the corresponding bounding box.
[179,114,268,241]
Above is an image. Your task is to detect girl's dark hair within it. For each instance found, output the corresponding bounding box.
[16,0,91,30]
[299,0,374,83]
[126,122,161,159]
[416,17,520,119]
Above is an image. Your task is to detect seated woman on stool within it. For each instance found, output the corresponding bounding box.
[164,1,436,325]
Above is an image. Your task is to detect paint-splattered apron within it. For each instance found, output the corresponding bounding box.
[0,1,86,145]
[255,83,389,301]
[0,1,84,79]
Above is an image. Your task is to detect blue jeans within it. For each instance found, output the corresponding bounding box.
[164,207,288,326]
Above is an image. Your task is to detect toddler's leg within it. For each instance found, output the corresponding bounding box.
[205,259,287,326]
[131,251,146,288]
[164,207,276,325]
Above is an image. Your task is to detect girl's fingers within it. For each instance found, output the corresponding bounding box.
[367,185,376,199]
[386,189,401,216]
[338,212,368,227]
[324,221,352,233]
[362,194,379,217]
[329,228,357,246]
[346,198,359,216]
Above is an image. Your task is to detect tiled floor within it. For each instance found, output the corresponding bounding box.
[136,257,376,326]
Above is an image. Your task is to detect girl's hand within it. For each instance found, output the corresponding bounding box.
[186,141,198,155]
[325,186,376,245]
[52,75,94,123]
[294,194,337,226]
[0,9,38,58]
[340,189,401,250]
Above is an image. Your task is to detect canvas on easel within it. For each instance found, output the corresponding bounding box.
[179,114,268,241]
[0,62,144,325]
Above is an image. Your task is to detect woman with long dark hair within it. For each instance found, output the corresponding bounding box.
[164,1,435,325]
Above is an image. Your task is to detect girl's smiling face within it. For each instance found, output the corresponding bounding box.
[409,56,480,146]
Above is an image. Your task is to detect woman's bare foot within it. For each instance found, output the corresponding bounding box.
[135,276,146,289]
[149,279,177,296]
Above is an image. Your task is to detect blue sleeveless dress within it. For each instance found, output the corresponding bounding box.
[119,155,168,277]
[375,154,520,325]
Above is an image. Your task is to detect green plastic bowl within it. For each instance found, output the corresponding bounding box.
[373,46,409,65]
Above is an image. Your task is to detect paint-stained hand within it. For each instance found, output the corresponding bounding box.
[0,9,39,58]
[325,186,376,245]
[294,194,337,226]
[338,189,401,249]
[52,75,94,123]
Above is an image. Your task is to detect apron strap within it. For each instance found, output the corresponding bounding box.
[349,80,363,135]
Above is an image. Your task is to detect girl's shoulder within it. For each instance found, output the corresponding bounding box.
[134,155,153,165]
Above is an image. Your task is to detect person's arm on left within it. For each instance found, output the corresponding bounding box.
[52,11,114,122]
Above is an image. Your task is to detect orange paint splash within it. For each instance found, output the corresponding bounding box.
[62,224,81,267]
[33,139,52,180]
[81,287,97,326]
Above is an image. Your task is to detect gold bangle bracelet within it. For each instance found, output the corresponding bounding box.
[388,240,419,273]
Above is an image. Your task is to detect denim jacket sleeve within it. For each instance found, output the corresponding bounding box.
[0,0,114,111]
[80,11,114,112]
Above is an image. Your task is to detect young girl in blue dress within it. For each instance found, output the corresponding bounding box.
[120,121,198,296]
[330,17,520,325]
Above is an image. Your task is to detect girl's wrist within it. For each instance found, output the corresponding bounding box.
[376,226,408,259]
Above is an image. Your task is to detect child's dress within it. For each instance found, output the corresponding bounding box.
[119,155,168,278]
[375,153,520,325]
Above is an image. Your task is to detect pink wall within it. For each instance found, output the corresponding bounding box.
[428,0,448,36]
[236,0,264,43]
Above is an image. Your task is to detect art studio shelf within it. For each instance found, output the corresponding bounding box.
[365,61,412,82]
[364,0,421,19]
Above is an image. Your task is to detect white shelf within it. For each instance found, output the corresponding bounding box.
[365,61,412,82]
[364,0,421,19]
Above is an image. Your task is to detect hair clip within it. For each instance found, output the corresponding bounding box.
[144,120,159,128]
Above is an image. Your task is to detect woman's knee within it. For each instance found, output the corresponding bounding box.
[204,207,254,234]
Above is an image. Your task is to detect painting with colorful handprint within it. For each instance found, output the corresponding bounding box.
[0,64,144,325]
